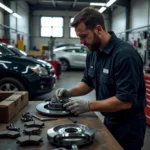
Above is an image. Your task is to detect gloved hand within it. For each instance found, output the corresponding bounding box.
[54,88,72,100]
[63,99,89,115]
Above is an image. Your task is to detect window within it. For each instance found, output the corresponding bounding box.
[77,48,85,53]
[74,47,87,53]
[0,45,13,55]
[70,17,78,38]
[41,17,63,37]
[63,49,73,52]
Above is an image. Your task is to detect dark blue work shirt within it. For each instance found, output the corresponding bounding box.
[81,32,147,119]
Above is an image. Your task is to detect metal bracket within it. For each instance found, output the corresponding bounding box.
[15,92,24,101]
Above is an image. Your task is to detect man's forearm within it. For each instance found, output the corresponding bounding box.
[89,96,132,112]
[69,82,93,97]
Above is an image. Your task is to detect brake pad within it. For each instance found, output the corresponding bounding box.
[53,148,69,150]
[22,112,31,118]
[0,130,20,138]
[16,135,43,145]
[21,112,33,122]
[21,117,33,122]
[24,121,44,128]
[23,128,41,135]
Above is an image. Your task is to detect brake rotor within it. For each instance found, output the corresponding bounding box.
[53,144,78,150]
[47,124,95,148]
[36,98,71,116]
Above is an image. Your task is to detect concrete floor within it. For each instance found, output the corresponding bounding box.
[36,71,150,150]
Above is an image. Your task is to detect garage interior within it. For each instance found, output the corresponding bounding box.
[0,0,150,150]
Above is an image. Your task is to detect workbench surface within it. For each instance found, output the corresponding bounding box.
[0,101,123,150]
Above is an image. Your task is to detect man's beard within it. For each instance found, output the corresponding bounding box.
[88,33,101,51]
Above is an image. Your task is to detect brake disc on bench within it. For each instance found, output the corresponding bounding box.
[36,97,71,116]
[47,123,95,148]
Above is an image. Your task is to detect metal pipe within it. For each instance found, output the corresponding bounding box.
[0,24,29,36]
[15,0,17,35]
[72,0,77,8]
[148,0,150,29]
[117,25,150,34]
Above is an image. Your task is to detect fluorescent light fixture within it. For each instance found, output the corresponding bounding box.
[90,3,106,6]
[12,13,22,19]
[99,7,106,13]
[106,0,117,7]
[0,2,13,13]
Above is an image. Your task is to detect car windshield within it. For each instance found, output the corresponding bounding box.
[0,44,15,55]
[8,47,27,56]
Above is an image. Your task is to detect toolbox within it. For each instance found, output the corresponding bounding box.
[144,74,150,125]
[0,91,29,123]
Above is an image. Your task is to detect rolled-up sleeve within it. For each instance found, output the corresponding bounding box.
[81,53,94,88]
[115,56,142,104]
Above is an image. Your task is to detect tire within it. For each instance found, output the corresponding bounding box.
[0,77,25,92]
[60,59,70,71]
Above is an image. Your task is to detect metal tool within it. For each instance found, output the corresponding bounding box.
[32,115,57,121]
[6,124,20,132]
[68,117,77,123]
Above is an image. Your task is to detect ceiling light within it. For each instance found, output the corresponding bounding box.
[106,0,117,7]
[99,7,106,13]
[12,13,22,19]
[0,2,13,13]
[90,3,106,6]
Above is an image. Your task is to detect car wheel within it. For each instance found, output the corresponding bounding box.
[0,77,25,91]
[60,59,70,71]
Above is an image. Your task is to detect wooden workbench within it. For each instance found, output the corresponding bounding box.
[0,101,123,150]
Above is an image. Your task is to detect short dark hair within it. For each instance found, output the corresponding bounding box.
[70,7,105,30]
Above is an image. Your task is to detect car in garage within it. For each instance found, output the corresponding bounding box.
[0,43,56,99]
[53,46,88,71]
[3,43,62,80]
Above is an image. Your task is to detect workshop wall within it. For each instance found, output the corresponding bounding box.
[112,7,126,34]
[111,0,150,66]
[130,0,149,29]
[0,0,4,39]
[10,1,29,50]
[112,0,149,35]
[128,0,150,66]
[32,10,109,49]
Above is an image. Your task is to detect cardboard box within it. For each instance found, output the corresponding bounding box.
[0,91,29,123]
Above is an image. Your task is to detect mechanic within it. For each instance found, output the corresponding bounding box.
[54,7,147,150]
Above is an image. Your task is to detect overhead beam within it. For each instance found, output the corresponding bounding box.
[30,4,93,12]
[114,0,128,7]
[125,0,130,40]
[55,0,127,7]
[51,0,56,7]
[72,0,77,8]
[54,0,106,3]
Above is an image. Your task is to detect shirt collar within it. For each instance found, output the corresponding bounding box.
[102,31,118,55]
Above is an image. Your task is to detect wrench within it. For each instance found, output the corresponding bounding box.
[32,115,57,121]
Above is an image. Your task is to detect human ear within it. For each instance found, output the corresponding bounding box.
[94,25,102,35]
[96,25,102,32]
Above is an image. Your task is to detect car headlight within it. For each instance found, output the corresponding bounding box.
[30,65,48,76]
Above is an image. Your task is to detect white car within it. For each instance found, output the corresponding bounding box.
[53,46,88,71]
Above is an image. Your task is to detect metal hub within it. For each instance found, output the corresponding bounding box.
[36,98,71,116]
[47,124,95,148]
[0,83,18,91]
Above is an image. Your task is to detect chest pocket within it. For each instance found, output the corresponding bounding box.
[99,74,115,85]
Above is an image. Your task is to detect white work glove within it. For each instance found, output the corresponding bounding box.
[54,88,72,100]
[63,99,89,115]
